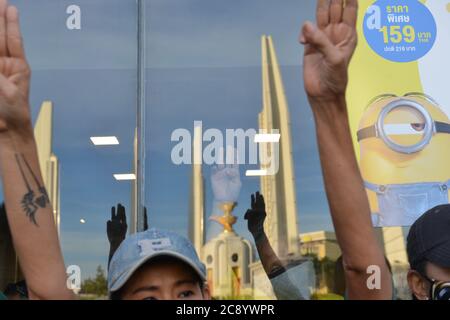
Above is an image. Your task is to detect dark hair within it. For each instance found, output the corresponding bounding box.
[4,280,28,298]
[110,255,204,300]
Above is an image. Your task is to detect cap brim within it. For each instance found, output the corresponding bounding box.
[109,251,206,293]
[426,240,450,269]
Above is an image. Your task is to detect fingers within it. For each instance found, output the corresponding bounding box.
[256,192,265,207]
[111,206,116,220]
[6,5,26,59]
[301,22,335,58]
[117,203,126,223]
[329,0,343,24]
[316,0,356,27]
[343,0,358,27]
[0,0,7,56]
[144,207,149,230]
[316,0,330,29]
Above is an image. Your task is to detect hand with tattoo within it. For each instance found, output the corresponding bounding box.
[0,2,49,226]
[0,2,75,299]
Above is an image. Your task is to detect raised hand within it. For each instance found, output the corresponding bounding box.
[211,163,242,203]
[244,192,267,240]
[107,203,128,247]
[300,0,358,102]
[0,1,32,142]
[0,2,75,298]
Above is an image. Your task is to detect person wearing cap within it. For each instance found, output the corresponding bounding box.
[300,0,449,300]
[0,1,74,300]
[406,205,450,300]
[108,228,211,300]
[299,0,393,299]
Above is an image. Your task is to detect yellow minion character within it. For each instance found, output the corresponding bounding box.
[357,93,450,227]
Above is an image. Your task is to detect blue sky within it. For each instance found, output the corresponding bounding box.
[1,0,333,280]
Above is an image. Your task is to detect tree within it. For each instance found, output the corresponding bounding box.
[80,265,108,297]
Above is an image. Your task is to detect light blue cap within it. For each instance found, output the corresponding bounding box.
[108,228,206,293]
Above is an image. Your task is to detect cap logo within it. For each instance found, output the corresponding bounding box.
[138,238,172,256]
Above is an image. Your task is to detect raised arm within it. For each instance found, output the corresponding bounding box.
[300,0,392,299]
[245,192,284,276]
[0,1,73,299]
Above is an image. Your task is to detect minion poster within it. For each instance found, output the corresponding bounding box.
[347,0,450,227]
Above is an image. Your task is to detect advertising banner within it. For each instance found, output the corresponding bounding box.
[348,0,450,227]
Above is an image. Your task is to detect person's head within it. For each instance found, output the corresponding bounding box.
[108,228,210,300]
[407,204,450,300]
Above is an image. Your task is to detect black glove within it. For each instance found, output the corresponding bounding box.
[107,203,127,248]
[244,192,267,242]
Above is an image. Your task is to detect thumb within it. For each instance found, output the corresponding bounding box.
[244,209,251,220]
[301,22,334,58]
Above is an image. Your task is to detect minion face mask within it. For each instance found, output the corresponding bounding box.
[357,93,450,227]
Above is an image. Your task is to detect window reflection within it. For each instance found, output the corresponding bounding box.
[0,0,416,301]
[145,0,320,300]
[144,0,412,300]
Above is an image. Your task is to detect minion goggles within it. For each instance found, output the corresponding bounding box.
[357,94,450,154]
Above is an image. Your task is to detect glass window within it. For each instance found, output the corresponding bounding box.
[144,0,326,300]
[0,0,417,301]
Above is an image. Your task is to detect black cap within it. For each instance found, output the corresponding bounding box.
[407,204,450,269]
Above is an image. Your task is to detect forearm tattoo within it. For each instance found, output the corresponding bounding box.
[15,154,50,226]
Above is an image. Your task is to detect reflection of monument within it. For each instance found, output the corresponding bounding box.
[188,36,302,298]
[209,202,237,233]
[189,125,205,254]
[202,202,253,298]
[258,35,300,258]
[250,36,302,299]
[34,101,60,234]
[187,125,253,298]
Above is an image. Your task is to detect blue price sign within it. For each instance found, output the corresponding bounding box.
[363,0,437,63]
